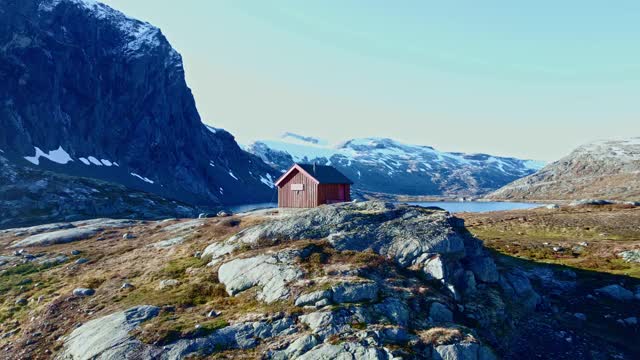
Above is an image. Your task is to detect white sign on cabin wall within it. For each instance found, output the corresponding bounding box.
[291,184,304,191]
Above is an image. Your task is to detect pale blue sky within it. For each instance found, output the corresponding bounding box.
[102,0,639,160]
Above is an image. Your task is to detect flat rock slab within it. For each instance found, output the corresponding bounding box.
[59,305,160,359]
[10,219,139,248]
[218,251,303,303]
[11,227,102,248]
[150,236,185,249]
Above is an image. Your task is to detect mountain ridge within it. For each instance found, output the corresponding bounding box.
[247,133,544,197]
[1,0,278,207]
[486,137,640,201]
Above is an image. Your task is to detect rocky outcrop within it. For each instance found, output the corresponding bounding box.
[207,202,498,299]
[0,0,278,208]
[196,202,506,358]
[487,138,640,201]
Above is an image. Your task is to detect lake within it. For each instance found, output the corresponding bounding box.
[228,201,544,214]
[228,202,277,213]
[405,201,544,213]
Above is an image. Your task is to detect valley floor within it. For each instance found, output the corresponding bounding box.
[460,204,640,278]
[461,204,640,358]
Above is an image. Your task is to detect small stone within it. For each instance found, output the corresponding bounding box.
[121,282,134,290]
[578,242,588,247]
[429,302,453,323]
[158,279,180,290]
[194,251,202,258]
[73,288,95,297]
[207,310,221,318]
[216,211,231,217]
[331,282,378,303]
[595,284,634,301]
[122,233,136,239]
[552,246,564,252]
[198,213,209,219]
[15,298,28,306]
[70,250,81,255]
[75,258,89,265]
[37,295,45,304]
[295,290,332,307]
[623,317,638,326]
[574,313,587,321]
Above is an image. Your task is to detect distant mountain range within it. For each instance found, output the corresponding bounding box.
[487,138,640,201]
[247,133,544,197]
[1,0,278,212]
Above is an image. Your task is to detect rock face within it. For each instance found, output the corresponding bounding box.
[247,134,543,197]
[59,305,160,359]
[487,138,640,201]
[0,0,277,208]
[218,251,304,303]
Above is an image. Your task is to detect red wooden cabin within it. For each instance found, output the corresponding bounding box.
[275,163,353,208]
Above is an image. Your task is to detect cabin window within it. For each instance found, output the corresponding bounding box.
[291,184,304,191]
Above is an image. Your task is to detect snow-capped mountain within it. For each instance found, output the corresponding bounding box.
[487,138,640,201]
[247,133,544,197]
[1,0,278,206]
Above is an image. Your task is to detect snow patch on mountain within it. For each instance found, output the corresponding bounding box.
[260,173,275,188]
[24,146,73,165]
[131,173,154,184]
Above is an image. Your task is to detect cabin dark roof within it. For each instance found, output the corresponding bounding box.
[296,163,353,184]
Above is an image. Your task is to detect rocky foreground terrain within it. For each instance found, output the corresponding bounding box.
[1,201,638,359]
[487,138,640,201]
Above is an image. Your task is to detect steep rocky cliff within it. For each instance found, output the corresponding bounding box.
[0,0,278,206]
[487,138,640,201]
